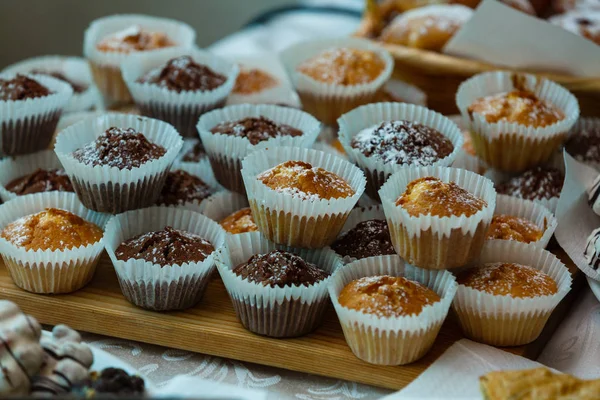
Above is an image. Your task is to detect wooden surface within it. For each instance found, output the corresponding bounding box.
[0,250,582,390]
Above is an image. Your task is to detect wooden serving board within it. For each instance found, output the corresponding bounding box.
[0,250,582,390]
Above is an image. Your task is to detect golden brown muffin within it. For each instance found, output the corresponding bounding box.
[396,176,487,218]
[220,208,259,234]
[457,262,558,298]
[468,90,565,128]
[462,131,476,156]
[0,208,103,251]
[297,48,385,85]
[233,68,278,95]
[339,275,440,317]
[257,160,355,200]
[486,214,544,243]
[96,25,174,53]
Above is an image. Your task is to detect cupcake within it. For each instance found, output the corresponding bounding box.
[83,14,195,106]
[338,102,463,200]
[328,255,457,365]
[198,104,321,194]
[566,117,600,171]
[280,38,393,125]
[176,138,217,190]
[0,73,73,156]
[216,231,341,337]
[202,190,256,235]
[495,166,564,213]
[122,47,239,138]
[54,114,182,214]
[2,55,101,113]
[447,114,487,175]
[452,240,571,346]
[241,147,366,248]
[456,71,579,172]
[379,166,496,270]
[0,192,109,293]
[104,206,225,310]
[155,165,219,212]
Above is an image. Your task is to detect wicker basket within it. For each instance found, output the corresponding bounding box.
[356,0,600,116]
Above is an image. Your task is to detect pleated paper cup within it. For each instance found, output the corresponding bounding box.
[122,47,239,138]
[280,38,394,125]
[566,117,600,171]
[335,204,388,264]
[54,114,183,214]
[0,192,110,294]
[456,71,579,172]
[0,72,73,156]
[198,104,321,194]
[2,55,101,113]
[241,147,366,248]
[215,231,342,337]
[378,79,427,106]
[176,138,215,184]
[328,255,457,365]
[379,166,496,270]
[202,190,250,226]
[104,206,225,311]
[84,14,196,106]
[452,240,572,346]
[338,102,463,200]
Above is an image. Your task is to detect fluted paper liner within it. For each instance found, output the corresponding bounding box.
[54,114,183,214]
[104,206,225,311]
[566,117,600,171]
[452,240,572,346]
[122,47,239,138]
[456,71,579,172]
[241,147,366,248]
[379,166,496,269]
[280,37,394,125]
[215,231,342,337]
[380,79,427,106]
[83,14,196,105]
[198,104,321,194]
[0,72,73,156]
[176,138,215,185]
[453,150,487,174]
[202,190,250,227]
[0,192,110,294]
[338,102,463,200]
[328,255,457,365]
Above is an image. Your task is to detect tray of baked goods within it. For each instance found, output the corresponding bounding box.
[0,10,596,396]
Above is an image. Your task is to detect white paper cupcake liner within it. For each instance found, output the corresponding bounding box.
[452,240,572,346]
[328,255,457,365]
[215,231,342,337]
[312,141,347,160]
[104,206,225,311]
[176,138,215,183]
[566,117,600,171]
[453,150,487,174]
[380,79,427,106]
[456,71,580,172]
[198,104,321,194]
[0,192,110,294]
[122,47,239,138]
[338,102,464,200]
[241,147,367,248]
[54,114,183,214]
[202,190,250,225]
[379,166,496,269]
[0,72,73,156]
[2,55,102,113]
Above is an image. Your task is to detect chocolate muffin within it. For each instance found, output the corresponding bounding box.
[5,168,73,195]
[137,55,226,92]
[115,226,214,266]
[181,140,206,162]
[73,368,145,398]
[0,74,52,101]
[31,70,88,93]
[496,167,564,201]
[566,122,600,165]
[157,170,214,206]
[331,219,395,260]
[211,116,303,145]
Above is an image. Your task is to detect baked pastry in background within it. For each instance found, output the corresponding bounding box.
[233,67,278,95]
[211,116,303,145]
[496,167,564,202]
[550,11,600,45]
[332,219,396,260]
[552,0,600,13]
[5,168,73,196]
[156,169,214,206]
[486,214,544,243]
[73,368,146,398]
[566,118,600,168]
[220,208,258,234]
[500,0,537,14]
[137,55,226,92]
[96,25,175,53]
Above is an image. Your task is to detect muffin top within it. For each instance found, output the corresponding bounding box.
[136,56,226,93]
[468,90,565,128]
[6,168,73,196]
[297,47,385,85]
[181,140,206,162]
[331,219,395,260]
[257,160,355,201]
[156,170,214,206]
[30,70,88,93]
[566,123,600,163]
[210,116,303,146]
[396,176,487,217]
[220,208,258,234]
[0,74,52,101]
[457,262,558,298]
[351,121,454,166]
[486,214,544,243]
[496,167,564,201]
[72,127,167,170]
[0,208,103,251]
[115,226,214,266]
[550,11,600,45]
[96,25,175,53]
[233,68,278,95]
[75,367,146,397]
[233,250,330,288]
[339,275,441,318]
